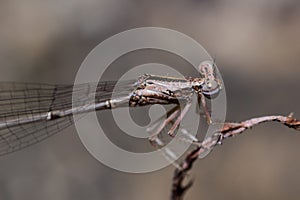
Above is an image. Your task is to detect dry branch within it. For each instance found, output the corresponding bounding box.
[171,114,300,200]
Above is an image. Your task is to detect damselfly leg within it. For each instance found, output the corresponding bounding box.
[167,102,192,137]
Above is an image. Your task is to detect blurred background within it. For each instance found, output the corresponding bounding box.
[0,0,300,200]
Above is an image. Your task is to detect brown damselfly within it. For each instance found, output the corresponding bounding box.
[0,61,221,156]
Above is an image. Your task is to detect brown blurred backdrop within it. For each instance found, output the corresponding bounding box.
[0,0,300,200]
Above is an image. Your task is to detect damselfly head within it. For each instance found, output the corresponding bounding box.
[198,61,221,99]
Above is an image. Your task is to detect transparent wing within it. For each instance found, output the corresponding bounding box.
[0,80,136,156]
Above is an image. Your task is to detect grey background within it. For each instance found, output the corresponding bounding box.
[0,0,300,200]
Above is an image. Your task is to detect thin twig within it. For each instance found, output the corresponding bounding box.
[171,113,300,200]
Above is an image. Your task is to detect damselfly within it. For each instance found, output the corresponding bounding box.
[0,61,221,156]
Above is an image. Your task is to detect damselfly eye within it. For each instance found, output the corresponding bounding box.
[202,80,220,99]
[199,61,214,75]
